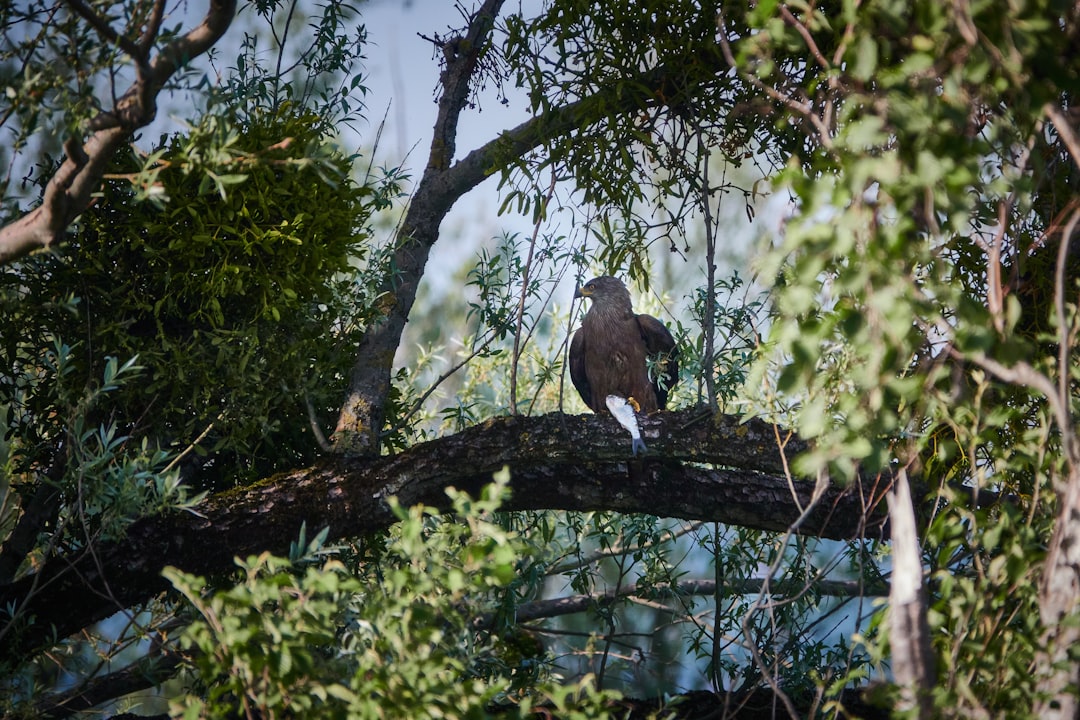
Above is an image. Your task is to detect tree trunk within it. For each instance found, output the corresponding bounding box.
[887,469,935,718]
[1035,463,1080,719]
[333,0,507,456]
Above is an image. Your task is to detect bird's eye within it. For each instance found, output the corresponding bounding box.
[585,282,594,290]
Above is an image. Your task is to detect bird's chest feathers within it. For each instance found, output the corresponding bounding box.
[582,313,646,376]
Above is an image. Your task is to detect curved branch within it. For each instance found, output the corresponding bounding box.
[0,0,238,266]
[332,0,507,455]
[64,0,144,61]
[0,408,883,664]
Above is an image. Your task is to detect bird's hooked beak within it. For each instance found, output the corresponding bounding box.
[574,284,592,299]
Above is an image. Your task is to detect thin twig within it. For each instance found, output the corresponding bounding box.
[163,414,222,475]
[779,5,830,72]
[510,169,558,414]
[273,0,301,100]
[716,11,834,150]
[63,0,144,60]
[381,330,502,437]
[773,423,803,513]
[963,350,1074,462]
[305,393,332,451]
[526,249,576,416]
[547,520,706,576]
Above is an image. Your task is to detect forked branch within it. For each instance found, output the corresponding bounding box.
[0,0,238,266]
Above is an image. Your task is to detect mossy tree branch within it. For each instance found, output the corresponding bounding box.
[0,408,886,665]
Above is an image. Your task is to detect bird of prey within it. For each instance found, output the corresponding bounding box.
[569,276,678,453]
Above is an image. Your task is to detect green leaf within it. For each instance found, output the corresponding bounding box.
[853,34,878,81]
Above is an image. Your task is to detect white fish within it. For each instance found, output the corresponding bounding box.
[605,395,646,455]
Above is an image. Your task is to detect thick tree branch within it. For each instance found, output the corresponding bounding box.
[1029,116,1080,717]
[0,408,884,664]
[333,0,506,455]
[0,0,237,265]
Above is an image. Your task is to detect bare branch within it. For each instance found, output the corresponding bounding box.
[63,0,144,60]
[716,11,833,150]
[1046,103,1080,172]
[510,170,557,414]
[548,521,706,576]
[1054,206,1080,438]
[505,577,888,626]
[965,352,1073,460]
[306,393,333,452]
[333,0,507,455]
[138,0,167,54]
[779,5,830,72]
[33,652,181,719]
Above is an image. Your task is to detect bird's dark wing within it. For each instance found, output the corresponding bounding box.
[636,313,678,409]
[568,328,593,410]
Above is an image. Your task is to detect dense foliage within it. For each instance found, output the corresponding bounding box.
[166,474,619,719]
[3,106,395,492]
[743,0,1080,712]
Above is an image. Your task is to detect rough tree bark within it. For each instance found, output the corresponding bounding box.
[1036,464,1080,720]
[0,408,887,665]
[332,0,508,456]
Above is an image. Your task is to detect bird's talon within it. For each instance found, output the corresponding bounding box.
[627,397,641,413]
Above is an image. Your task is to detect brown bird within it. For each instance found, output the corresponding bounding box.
[569,276,678,420]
